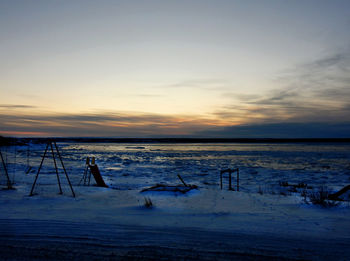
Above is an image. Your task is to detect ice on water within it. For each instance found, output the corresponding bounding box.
[4,142,350,194]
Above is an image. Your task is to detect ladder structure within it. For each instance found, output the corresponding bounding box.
[79,157,108,188]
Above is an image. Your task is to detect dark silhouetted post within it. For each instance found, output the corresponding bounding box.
[50,142,62,194]
[229,172,232,190]
[0,150,13,189]
[30,143,49,196]
[54,141,75,197]
[177,174,188,187]
[220,171,223,189]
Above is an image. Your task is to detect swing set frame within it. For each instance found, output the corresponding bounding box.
[29,140,75,197]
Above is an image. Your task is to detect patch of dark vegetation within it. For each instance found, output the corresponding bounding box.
[257,185,292,196]
[203,181,217,186]
[279,181,311,189]
[144,197,153,208]
[141,184,198,194]
[303,186,340,208]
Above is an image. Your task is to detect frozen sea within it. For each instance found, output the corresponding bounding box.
[2,141,350,194]
[1,141,350,259]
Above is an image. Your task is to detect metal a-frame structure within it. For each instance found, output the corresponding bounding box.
[29,140,75,197]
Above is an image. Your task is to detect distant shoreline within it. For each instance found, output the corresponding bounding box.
[3,137,350,144]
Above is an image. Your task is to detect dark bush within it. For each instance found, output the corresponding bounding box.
[304,186,340,208]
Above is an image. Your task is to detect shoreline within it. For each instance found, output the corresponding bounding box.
[2,136,350,145]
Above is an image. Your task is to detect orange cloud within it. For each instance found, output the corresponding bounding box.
[0,109,237,137]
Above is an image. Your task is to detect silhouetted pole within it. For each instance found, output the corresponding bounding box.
[220,172,223,190]
[0,150,13,189]
[30,143,49,196]
[84,157,90,185]
[177,174,188,187]
[53,141,75,197]
[50,142,62,194]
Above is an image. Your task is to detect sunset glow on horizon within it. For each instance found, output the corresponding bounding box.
[1,0,350,137]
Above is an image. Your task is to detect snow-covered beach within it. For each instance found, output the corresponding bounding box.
[1,141,350,260]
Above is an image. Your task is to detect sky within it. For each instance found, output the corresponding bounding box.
[1,0,350,137]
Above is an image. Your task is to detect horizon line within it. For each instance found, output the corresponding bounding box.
[2,136,350,144]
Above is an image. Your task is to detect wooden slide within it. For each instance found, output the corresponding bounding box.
[89,164,108,188]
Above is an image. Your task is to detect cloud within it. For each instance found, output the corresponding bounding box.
[132,94,164,98]
[0,104,37,109]
[303,52,350,72]
[215,50,350,125]
[221,93,261,101]
[2,107,350,138]
[196,122,350,138]
[0,111,223,137]
[166,79,229,91]
[2,51,349,138]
